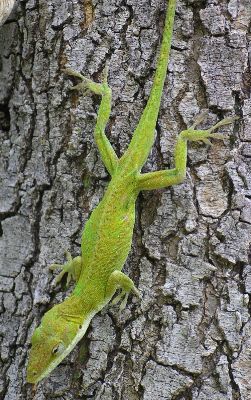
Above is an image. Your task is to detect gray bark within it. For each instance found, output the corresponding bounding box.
[0,0,15,25]
[0,0,251,399]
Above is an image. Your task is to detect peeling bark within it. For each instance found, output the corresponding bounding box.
[0,0,251,399]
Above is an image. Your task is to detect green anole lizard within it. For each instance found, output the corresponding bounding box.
[27,0,237,383]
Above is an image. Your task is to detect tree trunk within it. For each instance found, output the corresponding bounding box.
[0,0,251,399]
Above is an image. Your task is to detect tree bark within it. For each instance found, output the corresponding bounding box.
[0,0,251,399]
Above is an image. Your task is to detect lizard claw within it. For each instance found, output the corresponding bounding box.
[208,116,239,133]
[190,111,209,129]
[101,65,109,83]
[49,252,82,287]
[63,68,85,80]
[181,114,238,143]
[70,82,90,95]
[111,286,141,310]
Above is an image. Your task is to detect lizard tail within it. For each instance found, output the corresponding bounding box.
[120,0,177,170]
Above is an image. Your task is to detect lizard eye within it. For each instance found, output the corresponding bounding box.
[52,343,65,356]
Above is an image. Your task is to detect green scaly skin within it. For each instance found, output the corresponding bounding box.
[27,0,237,383]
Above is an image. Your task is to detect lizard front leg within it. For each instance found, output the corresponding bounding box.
[64,68,119,176]
[106,271,140,310]
[50,252,82,286]
[136,115,237,190]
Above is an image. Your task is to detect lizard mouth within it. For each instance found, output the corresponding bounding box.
[26,369,39,384]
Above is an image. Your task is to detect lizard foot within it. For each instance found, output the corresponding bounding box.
[181,115,238,145]
[49,252,82,286]
[106,271,140,310]
[64,67,110,96]
[111,286,141,311]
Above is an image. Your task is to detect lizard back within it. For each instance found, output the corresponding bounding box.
[75,170,138,295]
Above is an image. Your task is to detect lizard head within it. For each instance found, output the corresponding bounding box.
[26,303,89,384]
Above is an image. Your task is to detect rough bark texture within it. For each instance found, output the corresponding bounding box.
[0,0,251,399]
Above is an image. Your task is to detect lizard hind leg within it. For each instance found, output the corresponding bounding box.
[49,252,82,286]
[136,114,238,191]
[64,67,118,176]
